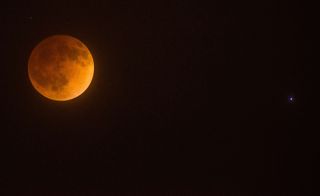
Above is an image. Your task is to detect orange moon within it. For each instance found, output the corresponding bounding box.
[28,35,94,101]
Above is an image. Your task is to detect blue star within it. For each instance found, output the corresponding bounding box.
[288,95,295,103]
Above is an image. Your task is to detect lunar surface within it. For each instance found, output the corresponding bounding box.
[28,35,94,101]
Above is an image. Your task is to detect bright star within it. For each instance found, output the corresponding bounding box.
[288,96,294,103]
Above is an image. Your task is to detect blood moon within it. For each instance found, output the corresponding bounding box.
[28,35,94,101]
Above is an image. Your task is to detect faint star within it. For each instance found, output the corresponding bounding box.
[288,95,295,103]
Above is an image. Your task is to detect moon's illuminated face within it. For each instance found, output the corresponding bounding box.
[28,35,94,101]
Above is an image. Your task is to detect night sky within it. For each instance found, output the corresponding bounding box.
[0,0,316,195]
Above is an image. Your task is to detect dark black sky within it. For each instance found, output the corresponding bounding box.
[0,0,316,195]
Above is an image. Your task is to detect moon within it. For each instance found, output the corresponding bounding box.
[28,35,94,101]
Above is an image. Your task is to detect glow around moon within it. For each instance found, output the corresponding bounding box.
[28,35,94,101]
